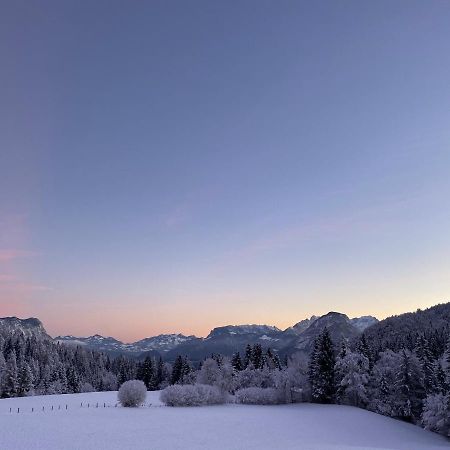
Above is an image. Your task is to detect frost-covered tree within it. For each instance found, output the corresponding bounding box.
[335,350,369,407]
[160,383,225,407]
[18,362,34,397]
[422,393,450,437]
[101,372,118,391]
[0,351,6,397]
[434,360,447,394]
[286,353,310,402]
[415,335,435,394]
[4,350,19,398]
[357,334,374,372]
[118,379,147,407]
[394,349,425,422]
[197,358,221,386]
[66,366,81,393]
[369,350,401,416]
[234,387,279,405]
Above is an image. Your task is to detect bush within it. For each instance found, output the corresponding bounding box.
[160,384,225,407]
[234,387,280,405]
[80,382,95,393]
[118,380,147,407]
[422,393,450,436]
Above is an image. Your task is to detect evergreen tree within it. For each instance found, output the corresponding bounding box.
[394,349,425,422]
[4,350,19,398]
[339,341,348,359]
[415,335,435,394]
[66,366,81,393]
[180,356,192,383]
[243,344,252,369]
[357,334,374,372]
[335,350,369,407]
[434,361,447,394]
[309,328,336,404]
[445,337,450,386]
[171,355,184,385]
[231,352,243,371]
[18,362,34,396]
[0,351,6,397]
[152,357,164,390]
[138,356,154,389]
[252,344,263,370]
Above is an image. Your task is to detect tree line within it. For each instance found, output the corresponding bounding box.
[1,309,449,438]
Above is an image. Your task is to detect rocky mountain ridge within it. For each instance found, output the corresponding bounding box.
[1,312,378,361]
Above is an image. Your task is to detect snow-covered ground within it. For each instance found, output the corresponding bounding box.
[0,391,448,450]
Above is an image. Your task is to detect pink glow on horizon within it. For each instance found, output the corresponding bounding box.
[16,297,443,343]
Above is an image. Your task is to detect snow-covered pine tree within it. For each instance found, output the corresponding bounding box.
[66,366,81,393]
[434,361,448,394]
[180,356,192,383]
[0,351,6,397]
[4,350,19,398]
[445,337,450,386]
[309,328,336,404]
[357,333,374,372]
[18,362,34,396]
[415,334,436,394]
[394,349,425,422]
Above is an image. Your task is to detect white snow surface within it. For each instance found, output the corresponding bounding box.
[0,391,448,450]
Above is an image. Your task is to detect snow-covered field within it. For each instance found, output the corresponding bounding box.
[0,391,448,450]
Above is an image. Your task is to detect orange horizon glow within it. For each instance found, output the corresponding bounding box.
[3,297,445,343]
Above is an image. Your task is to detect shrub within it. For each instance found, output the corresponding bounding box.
[160,384,225,407]
[422,393,450,436]
[234,387,280,405]
[80,382,95,393]
[118,380,147,407]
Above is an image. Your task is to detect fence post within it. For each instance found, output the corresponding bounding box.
[9,407,11,413]
[42,406,45,412]
[17,407,19,413]
[32,407,34,412]
[66,404,68,410]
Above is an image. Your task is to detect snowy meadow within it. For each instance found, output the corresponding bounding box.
[0,391,448,450]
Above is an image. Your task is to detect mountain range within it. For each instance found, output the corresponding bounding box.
[0,313,378,362]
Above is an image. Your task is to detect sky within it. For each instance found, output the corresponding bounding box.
[1,1,450,342]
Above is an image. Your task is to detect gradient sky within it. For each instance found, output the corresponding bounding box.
[1,1,450,342]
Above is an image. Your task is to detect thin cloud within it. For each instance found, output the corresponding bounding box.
[222,195,421,262]
[0,249,37,262]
